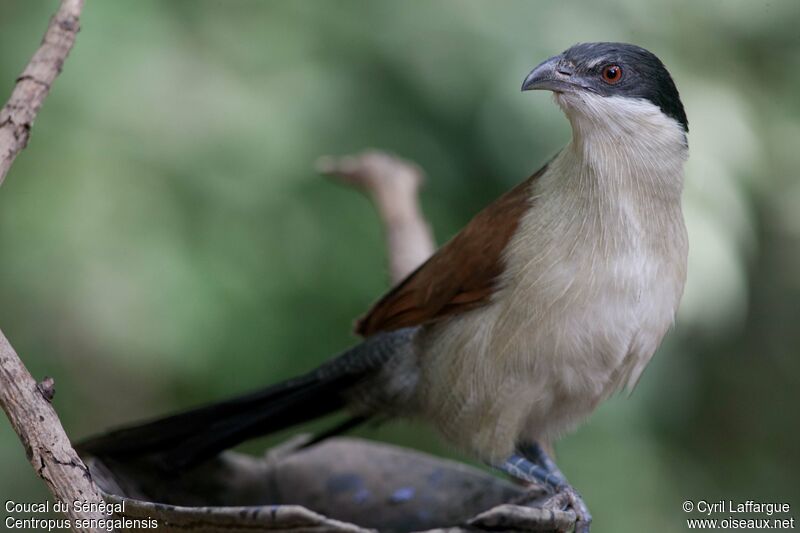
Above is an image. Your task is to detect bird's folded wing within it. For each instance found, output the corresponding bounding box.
[355,164,548,337]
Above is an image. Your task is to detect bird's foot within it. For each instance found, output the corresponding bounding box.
[509,482,592,532]
[541,484,592,533]
[497,443,592,532]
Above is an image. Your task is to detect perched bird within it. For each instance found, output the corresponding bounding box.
[80,42,689,532]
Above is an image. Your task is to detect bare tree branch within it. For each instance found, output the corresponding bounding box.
[0,0,108,530]
[0,0,83,186]
[318,150,435,283]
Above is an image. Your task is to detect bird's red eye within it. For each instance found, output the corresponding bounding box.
[601,64,622,84]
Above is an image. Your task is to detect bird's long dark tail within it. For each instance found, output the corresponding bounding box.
[78,328,415,470]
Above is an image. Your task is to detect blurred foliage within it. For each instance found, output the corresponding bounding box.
[1,1,799,531]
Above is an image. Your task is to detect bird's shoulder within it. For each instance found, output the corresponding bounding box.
[354,163,549,337]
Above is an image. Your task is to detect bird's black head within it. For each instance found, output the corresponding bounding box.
[522,42,688,132]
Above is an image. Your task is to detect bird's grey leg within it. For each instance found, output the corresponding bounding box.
[496,442,592,533]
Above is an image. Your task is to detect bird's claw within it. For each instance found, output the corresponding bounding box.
[540,484,592,533]
[498,446,592,532]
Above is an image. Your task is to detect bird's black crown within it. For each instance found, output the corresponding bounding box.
[562,42,688,132]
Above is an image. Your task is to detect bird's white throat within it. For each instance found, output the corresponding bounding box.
[556,91,688,200]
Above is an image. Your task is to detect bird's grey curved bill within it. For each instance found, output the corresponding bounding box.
[522,54,579,93]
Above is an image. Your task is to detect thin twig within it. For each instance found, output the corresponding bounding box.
[318,150,435,283]
[0,0,107,530]
[0,0,83,185]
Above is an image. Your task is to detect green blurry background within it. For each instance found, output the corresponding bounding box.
[1,1,799,531]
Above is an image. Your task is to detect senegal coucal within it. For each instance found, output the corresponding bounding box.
[81,42,689,532]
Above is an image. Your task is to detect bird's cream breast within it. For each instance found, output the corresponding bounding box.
[416,188,684,461]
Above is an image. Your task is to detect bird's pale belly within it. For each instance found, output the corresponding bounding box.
[415,251,678,463]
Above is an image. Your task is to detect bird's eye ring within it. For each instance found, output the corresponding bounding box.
[601,64,623,84]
